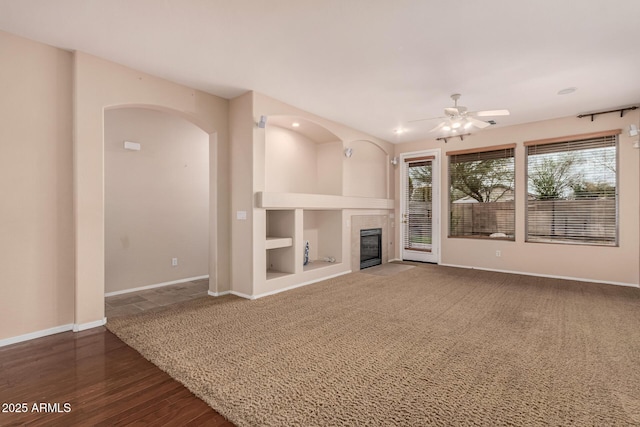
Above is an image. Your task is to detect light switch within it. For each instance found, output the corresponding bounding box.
[237,210,247,220]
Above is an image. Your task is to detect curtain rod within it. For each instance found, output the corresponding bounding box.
[577,106,637,121]
[436,133,471,143]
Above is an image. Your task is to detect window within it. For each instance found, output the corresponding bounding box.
[448,144,516,240]
[525,130,618,246]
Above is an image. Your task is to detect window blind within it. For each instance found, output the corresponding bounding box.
[526,134,618,246]
[448,145,515,239]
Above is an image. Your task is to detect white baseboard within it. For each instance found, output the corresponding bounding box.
[229,290,254,300]
[388,258,402,263]
[105,275,210,297]
[207,290,231,297]
[213,271,353,301]
[1,316,110,347]
[252,270,352,300]
[0,323,73,348]
[439,263,640,288]
[73,317,107,332]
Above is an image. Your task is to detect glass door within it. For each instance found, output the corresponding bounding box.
[401,151,439,263]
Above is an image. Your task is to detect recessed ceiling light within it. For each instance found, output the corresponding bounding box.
[292,122,300,127]
[557,87,577,95]
[394,128,406,134]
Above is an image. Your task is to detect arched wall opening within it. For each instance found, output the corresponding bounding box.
[73,52,228,329]
[104,107,210,296]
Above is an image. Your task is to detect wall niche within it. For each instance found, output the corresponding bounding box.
[264,116,342,196]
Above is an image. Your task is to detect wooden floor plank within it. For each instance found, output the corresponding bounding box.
[0,328,232,426]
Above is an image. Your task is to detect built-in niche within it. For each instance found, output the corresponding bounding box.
[264,117,342,196]
[265,208,343,281]
[266,210,296,280]
[302,210,343,271]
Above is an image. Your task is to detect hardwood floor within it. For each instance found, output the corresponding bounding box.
[0,327,234,426]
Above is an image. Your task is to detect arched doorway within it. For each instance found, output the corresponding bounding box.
[103,107,210,314]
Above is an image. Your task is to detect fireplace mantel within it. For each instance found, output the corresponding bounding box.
[257,192,394,210]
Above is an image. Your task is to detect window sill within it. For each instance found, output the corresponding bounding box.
[448,235,515,241]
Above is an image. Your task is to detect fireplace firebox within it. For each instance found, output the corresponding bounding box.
[360,228,382,269]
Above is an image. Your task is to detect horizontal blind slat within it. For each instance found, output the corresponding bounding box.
[449,147,515,239]
[526,134,617,246]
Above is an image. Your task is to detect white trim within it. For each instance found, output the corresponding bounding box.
[73,317,107,332]
[440,263,639,288]
[104,275,209,297]
[229,290,254,300]
[388,258,402,263]
[0,323,74,348]
[225,271,353,301]
[207,290,231,297]
[252,271,352,300]
[400,149,441,264]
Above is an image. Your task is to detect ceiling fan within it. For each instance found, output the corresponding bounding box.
[409,93,510,133]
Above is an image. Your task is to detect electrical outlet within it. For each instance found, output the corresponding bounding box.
[495,250,501,257]
[172,258,178,266]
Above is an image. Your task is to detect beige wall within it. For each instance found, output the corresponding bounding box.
[265,126,344,195]
[230,92,255,296]
[395,113,640,286]
[1,32,230,340]
[73,53,229,326]
[265,126,318,193]
[343,139,391,199]
[317,141,343,195]
[0,31,74,340]
[104,108,209,293]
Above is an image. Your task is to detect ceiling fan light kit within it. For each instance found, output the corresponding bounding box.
[409,93,510,140]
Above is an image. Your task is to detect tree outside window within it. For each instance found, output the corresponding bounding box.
[448,145,515,240]
[526,133,618,246]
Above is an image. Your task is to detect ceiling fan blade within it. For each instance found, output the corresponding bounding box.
[467,117,491,129]
[475,109,510,117]
[429,121,448,133]
[407,115,445,124]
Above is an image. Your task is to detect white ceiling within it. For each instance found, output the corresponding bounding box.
[1,0,639,143]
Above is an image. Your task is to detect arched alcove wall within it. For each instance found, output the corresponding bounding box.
[343,139,391,199]
[74,52,229,329]
[264,115,343,195]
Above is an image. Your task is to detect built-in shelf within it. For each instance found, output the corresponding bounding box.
[258,192,394,210]
[266,269,294,281]
[303,260,341,272]
[265,237,293,250]
[263,208,348,290]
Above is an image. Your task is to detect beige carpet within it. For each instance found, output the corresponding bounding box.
[107,264,640,426]
[359,263,415,276]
